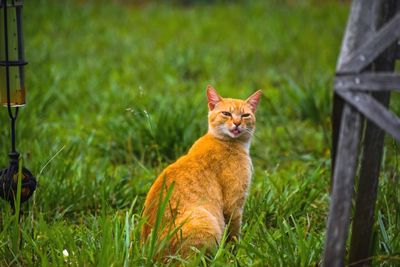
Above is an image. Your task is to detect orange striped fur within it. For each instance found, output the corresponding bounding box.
[141,85,262,257]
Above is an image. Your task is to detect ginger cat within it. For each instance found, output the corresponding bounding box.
[141,85,261,257]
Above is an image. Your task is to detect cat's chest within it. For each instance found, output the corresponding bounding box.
[216,152,252,214]
[221,153,252,190]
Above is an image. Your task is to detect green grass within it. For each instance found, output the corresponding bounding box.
[0,0,399,266]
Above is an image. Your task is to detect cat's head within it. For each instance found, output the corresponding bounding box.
[206,85,261,143]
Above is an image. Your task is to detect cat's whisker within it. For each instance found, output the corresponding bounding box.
[243,128,255,135]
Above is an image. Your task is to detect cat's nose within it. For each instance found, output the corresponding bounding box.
[233,121,241,127]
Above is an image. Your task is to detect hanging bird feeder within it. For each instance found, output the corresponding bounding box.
[0,0,36,207]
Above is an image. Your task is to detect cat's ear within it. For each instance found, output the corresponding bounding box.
[206,85,222,111]
[246,90,262,113]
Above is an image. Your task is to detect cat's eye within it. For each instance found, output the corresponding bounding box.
[242,113,251,118]
[221,111,232,117]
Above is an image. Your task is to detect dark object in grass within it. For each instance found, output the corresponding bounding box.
[0,152,36,207]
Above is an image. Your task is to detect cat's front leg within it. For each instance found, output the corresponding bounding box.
[225,209,242,242]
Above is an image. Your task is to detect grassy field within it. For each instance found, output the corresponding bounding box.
[0,0,399,266]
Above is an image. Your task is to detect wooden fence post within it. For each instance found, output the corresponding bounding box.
[349,1,398,266]
[323,0,400,266]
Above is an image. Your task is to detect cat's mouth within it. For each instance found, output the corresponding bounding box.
[229,128,242,137]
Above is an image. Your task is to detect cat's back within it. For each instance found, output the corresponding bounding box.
[142,134,224,233]
[147,133,251,196]
[161,133,219,176]
[144,134,224,200]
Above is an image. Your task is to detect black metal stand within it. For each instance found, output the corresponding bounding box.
[0,0,36,208]
[323,0,400,266]
[0,152,36,207]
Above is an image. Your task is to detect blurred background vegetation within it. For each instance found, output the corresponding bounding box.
[0,0,398,266]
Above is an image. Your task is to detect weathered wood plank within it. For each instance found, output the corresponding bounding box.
[323,104,362,267]
[349,1,398,265]
[337,90,400,142]
[336,1,376,72]
[348,93,389,267]
[396,42,400,58]
[339,12,400,73]
[331,95,343,184]
[325,1,375,265]
[331,0,375,187]
[335,73,400,91]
